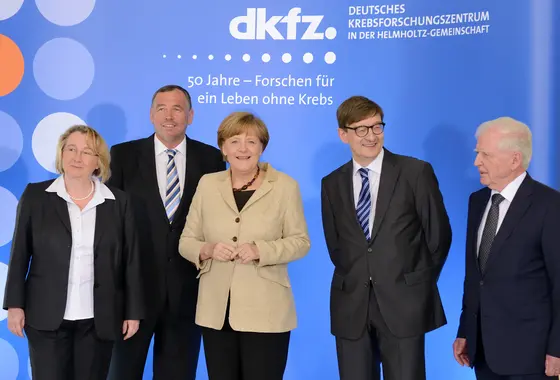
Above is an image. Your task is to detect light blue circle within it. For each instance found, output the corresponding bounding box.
[0,187,18,247]
[0,111,24,172]
[0,338,19,379]
[35,0,96,26]
[33,38,95,100]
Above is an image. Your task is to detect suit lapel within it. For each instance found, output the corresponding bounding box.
[369,150,400,244]
[138,136,169,224]
[172,137,202,226]
[52,194,71,233]
[337,161,360,230]
[484,176,533,273]
[470,189,490,275]
[93,201,110,250]
[241,180,272,212]
[218,172,240,214]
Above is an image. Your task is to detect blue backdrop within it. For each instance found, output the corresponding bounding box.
[0,0,559,379]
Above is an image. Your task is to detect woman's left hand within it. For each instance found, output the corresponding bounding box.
[122,320,140,340]
[233,243,260,264]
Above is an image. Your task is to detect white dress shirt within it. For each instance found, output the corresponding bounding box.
[154,134,187,203]
[476,171,527,255]
[45,175,115,320]
[352,148,384,236]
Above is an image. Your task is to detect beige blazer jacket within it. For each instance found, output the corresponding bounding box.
[179,163,310,333]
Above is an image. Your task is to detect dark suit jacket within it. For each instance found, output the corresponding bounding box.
[321,149,452,339]
[107,134,225,319]
[2,179,144,341]
[457,174,560,375]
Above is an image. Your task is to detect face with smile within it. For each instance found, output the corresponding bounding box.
[150,89,193,148]
[221,131,263,174]
[61,132,99,180]
[339,114,385,166]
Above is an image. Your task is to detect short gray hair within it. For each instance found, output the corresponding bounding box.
[475,117,532,169]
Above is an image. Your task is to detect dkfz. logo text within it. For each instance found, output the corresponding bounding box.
[229,7,337,40]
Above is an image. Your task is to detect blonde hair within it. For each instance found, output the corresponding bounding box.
[55,125,111,182]
[475,117,532,169]
[217,112,270,152]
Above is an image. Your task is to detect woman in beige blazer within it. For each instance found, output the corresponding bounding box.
[179,111,311,380]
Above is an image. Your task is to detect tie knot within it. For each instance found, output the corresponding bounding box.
[358,168,369,179]
[492,193,505,205]
[166,149,177,158]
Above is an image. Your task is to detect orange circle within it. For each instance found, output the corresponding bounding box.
[0,34,24,96]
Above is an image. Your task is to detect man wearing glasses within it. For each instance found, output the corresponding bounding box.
[320,95,452,380]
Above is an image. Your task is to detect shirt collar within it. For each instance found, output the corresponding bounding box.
[352,148,384,176]
[491,171,527,203]
[154,134,187,157]
[46,175,115,205]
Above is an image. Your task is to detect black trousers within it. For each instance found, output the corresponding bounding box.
[335,283,426,380]
[25,318,113,380]
[474,321,555,380]
[107,297,201,380]
[201,297,291,380]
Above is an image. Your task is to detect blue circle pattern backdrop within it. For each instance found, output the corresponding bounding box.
[0,0,559,379]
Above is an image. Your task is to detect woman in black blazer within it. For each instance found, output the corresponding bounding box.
[2,125,144,380]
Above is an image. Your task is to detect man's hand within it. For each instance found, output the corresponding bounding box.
[453,338,470,367]
[7,308,25,337]
[545,354,560,377]
[122,320,140,340]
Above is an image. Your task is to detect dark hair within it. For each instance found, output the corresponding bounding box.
[336,96,384,129]
[151,84,192,109]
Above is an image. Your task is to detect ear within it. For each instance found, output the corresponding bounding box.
[511,151,523,170]
[338,128,349,144]
[149,107,155,124]
[187,108,194,125]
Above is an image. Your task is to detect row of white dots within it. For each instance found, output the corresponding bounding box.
[163,52,337,64]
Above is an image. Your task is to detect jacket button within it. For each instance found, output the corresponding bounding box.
[232,236,237,242]
[364,281,369,288]
[368,248,372,252]
[235,217,240,223]
[479,280,484,286]
[94,283,99,288]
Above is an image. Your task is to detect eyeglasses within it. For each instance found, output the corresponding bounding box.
[345,123,385,137]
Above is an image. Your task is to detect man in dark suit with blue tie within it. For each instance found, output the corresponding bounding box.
[453,117,560,379]
[107,85,225,379]
[321,96,452,380]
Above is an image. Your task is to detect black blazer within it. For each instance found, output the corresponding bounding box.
[457,174,560,375]
[2,179,144,341]
[107,135,225,319]
[321,149,452,339]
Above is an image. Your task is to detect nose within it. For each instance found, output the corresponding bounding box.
[474,153,482,167]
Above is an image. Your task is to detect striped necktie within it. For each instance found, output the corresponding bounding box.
[356,168,371,240]
[165,149,180,223]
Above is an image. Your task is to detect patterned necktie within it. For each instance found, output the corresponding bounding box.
[478,193,505,273]
[356,168,371,240]
[165,149,180,223]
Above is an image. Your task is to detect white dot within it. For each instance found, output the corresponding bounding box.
[0,111,23,172]
[325,27,337,40]
[35,0,96,26]
[208,54,214,60]
[325,52,336,64]
[242,53,250,62]
[32,112,86,173]
[177,54,182,59]
[162,54,167,58]
[0,188,18,247]
[225,54,232,61]
[192,55,197,60]
[33,38,94,100]
[0,263,8,320]
[261,53,271,63]
[303,53,314,64]
[282,53,292,63]
[0,0,24,21]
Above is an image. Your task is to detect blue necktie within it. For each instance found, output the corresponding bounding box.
[165,149,180,223]
[356,168,371,240]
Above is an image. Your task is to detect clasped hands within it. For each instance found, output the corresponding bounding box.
[201,242,259,264]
